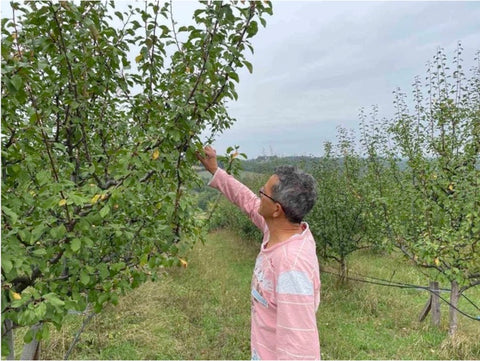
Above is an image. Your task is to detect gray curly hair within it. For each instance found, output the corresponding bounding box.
[271,165,317,224]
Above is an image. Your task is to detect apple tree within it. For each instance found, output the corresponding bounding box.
[361,44,480,335]
[1,0,272,358]
[309,127,375,282]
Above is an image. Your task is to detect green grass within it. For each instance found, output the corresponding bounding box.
[39,231,258,360]
[319,250,480,360]
[19,231,480,359]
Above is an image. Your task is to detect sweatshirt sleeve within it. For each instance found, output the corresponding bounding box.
[274,259,320,360]
[209,168,266,231]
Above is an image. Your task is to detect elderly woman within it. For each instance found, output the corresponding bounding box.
[197,145,321,360]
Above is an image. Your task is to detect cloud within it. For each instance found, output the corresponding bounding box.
[217,1,480,158]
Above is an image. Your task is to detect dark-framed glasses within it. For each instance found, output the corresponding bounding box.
[259,187,281,206]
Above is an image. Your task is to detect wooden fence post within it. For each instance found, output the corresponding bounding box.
[430,281,441,326]
[418,281,441,327]
[448,280,460,336]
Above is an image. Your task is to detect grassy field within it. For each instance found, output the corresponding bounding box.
[34,230,480,359]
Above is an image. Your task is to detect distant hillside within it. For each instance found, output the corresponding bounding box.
[240,156,321,174]
[200,155,470,176]
[239,155,411,174]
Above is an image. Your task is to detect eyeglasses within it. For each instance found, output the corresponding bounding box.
[259,187,282,206]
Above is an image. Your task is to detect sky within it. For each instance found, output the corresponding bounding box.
[204,1,480,158]
[2,1,480,159]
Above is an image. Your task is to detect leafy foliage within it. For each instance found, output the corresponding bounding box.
[308,128,383,280]
[1,0,271,356]
[359,44,480,334]
[360,44,480,290]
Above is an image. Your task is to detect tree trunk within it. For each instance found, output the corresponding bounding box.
[339,257,347,283]
[3,319,15,360]
[20,324,41,360]
[448,280,460,336]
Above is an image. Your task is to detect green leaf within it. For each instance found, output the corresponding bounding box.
[2,255,13,274]
[24,328,34,343]
[34,302,47,319]
[228,71,239,83]
[80,270,90,285]
[99,205,110,218]
[44,293,65,307]
[98,293,109,305]
[69,193,86,206]
[50,224,67,239]
[94,302,102,313]
[243,60,253,74]
[10,75,23,91]
[71,238,81,252]
[247,21,258,38]
[32,248,47,257]
[111,293,119,306]
[205,61,213,72]
[32,225,46,242]
[98,263,109,279]
[2,206,18,224]
[39,323,50,341]
[35,170,50,185]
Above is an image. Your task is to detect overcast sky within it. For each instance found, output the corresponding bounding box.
[205,1,480,158]
[3,1,480,159]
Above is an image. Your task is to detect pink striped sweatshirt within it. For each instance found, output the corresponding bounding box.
[209,168,321,360]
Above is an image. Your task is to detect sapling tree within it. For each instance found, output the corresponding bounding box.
[359,105,404,255]
[1,0,272,358]
[363,44,480,335]
[309,127,371,282]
